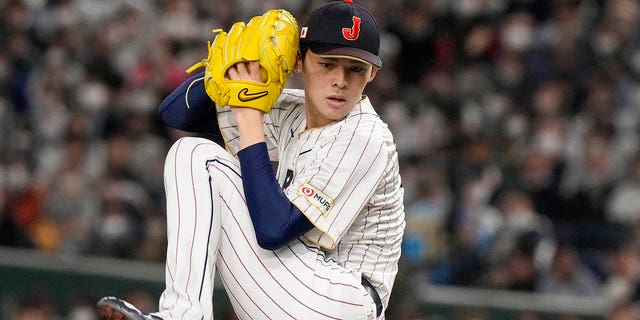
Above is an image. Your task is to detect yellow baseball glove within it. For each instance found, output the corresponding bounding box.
[187,9,299,112]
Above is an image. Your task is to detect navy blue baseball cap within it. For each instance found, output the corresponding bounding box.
[300,0,382,68]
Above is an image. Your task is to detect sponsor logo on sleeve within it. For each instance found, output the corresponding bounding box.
[298,182,334,217]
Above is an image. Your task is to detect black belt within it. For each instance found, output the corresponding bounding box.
[361,276,382,317]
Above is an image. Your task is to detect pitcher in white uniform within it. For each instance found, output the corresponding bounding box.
[97,1,405,319]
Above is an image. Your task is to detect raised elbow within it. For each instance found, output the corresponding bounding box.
[255,230,287,250]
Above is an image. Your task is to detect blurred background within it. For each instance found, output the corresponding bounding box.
[2,0,640,319]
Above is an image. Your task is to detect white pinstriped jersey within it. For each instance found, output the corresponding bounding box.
[216,88,405,309]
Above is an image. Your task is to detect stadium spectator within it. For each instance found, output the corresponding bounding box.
[536,244,603,297]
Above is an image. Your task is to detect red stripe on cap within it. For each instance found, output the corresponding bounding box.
[344,0,352,3]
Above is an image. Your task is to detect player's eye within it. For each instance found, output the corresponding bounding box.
[319,62,333,69]
[349,66,366,73]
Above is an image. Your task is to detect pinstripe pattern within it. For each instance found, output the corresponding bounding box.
[213,89,405,317]
[156,136,380,320]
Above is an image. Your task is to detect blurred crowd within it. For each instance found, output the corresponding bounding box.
[3,0,640,319]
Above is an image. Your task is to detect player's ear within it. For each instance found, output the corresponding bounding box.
[367,67,379,83]
[293,55,304,73]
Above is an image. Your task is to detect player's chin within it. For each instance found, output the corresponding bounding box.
[323,108,350,122]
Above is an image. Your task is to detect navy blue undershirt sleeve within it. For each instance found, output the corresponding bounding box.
[158,72,219,133]
[237,142,314,250]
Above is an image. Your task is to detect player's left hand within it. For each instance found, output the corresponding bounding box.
[227,60,267,148]
[228,61,265,119]
[227,61,263,83]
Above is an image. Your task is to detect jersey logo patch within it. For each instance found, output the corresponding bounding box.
[282,169,294,190]
[298,182,334,217]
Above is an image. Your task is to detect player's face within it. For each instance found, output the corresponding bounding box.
[298,50,378,128]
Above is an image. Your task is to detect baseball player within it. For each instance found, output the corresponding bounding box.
[97,1,405,319]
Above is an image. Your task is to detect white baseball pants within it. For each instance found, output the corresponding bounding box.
[154,137,377,320]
